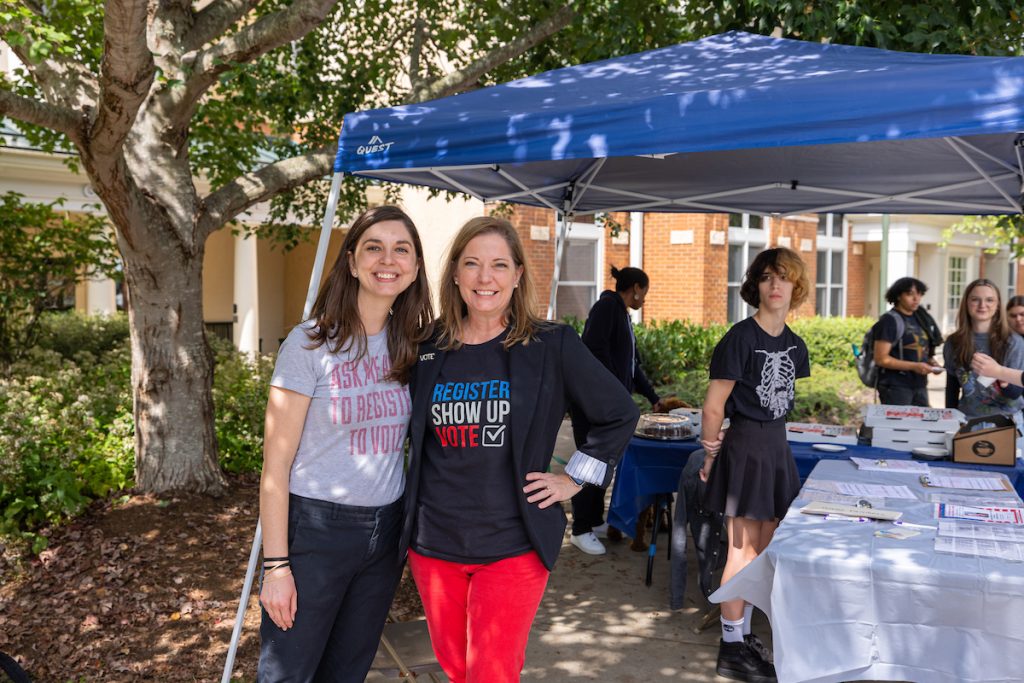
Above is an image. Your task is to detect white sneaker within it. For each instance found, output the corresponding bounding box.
[570,532,607,555]
[592,523,609,538]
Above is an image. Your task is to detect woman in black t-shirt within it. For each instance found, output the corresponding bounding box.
[401,216,638,683]
[699,247,811,683]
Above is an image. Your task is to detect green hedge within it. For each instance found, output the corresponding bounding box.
[0,312,274,552]
[789,317,875,370]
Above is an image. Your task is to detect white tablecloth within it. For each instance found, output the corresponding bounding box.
[710,459,1024,683]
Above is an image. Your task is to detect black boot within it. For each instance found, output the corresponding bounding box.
[716,639,777,682]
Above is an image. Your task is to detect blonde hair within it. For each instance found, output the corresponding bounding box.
[436,216,542,350]
[740,247,810,310]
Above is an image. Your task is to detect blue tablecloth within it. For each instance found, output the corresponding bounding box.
[607,436,1024,533]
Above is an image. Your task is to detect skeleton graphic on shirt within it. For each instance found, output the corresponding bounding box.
[755,346,798,419]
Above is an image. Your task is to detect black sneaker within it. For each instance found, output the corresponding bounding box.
[716,639,777,682]
[744,633,774,664]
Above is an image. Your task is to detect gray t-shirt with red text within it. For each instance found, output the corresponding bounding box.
[271,322,410,507]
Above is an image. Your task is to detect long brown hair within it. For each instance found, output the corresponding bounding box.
[436,216,542,350]
[305,205,433,384]
[949,278,1010,368]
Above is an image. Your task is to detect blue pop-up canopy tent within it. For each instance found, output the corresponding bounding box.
[334,31,1024,218]
[224,34,1024,674]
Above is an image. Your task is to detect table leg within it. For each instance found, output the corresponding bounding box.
[645,494,669,587]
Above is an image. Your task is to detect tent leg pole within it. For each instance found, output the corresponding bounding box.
[303,172,346,319]
[548,207,571,320]
[221,171,345,682]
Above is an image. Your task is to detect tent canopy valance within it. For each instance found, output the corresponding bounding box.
[334,31,1024,217]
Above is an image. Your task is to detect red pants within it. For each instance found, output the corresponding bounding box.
[408,549,550,683]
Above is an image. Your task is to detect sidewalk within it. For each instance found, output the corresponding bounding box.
[520,421,748,682]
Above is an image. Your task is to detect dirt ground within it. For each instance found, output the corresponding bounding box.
[0,474,423,682]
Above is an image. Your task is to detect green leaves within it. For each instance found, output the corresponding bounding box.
[0,192,120,371]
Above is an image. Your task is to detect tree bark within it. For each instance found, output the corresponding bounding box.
[116,203,226,495]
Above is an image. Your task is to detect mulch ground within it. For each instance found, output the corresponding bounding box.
[0,474,423,682]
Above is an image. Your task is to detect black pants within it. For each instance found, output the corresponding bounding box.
[878,384,930,407]
[258,494,404,683]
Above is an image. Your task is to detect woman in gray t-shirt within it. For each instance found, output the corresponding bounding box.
[257,206,433,683]
[944,279,1024,438]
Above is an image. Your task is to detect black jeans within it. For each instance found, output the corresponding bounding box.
[258,494,404,683]
[878,384,930,407]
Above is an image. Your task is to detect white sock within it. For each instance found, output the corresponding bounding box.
[721,617,744,643]
[743,604,754,635]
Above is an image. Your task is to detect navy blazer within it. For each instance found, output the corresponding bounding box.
[402,323,639,570]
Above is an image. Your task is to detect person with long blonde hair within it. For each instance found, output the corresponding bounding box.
[943,278,1024,433]
[700,247,811,682]
[400,216,638,682]
[258,206,433,682]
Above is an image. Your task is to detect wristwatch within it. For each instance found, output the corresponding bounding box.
[568,474,586,488]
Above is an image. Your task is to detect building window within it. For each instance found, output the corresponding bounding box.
[727,216,769,323]
[814,214,846,318]
[553,222,603,320]
[948,255,967,314]
[1009,258,1017,301]
[817,213,844,237]
[815,249,845,317]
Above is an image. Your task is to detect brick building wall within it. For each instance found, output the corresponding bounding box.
[603,212,631,293]
[497,204,556,318]
[641,213,728,324]
[769,216,818,319]
[847,231,867,317]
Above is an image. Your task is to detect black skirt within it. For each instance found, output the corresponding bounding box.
[703,415,801,521]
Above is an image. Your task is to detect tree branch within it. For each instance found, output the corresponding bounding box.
[405,4,575,104]
[170,0,340,129]
[197,145,335,237]
[184,0,260,52]
[0,88,82,141]
[2,14,99,112]
[89,0,155,158]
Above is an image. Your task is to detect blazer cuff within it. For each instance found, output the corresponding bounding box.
[564,451,608,487]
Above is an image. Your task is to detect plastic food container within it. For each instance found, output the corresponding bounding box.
[634,413,695,441]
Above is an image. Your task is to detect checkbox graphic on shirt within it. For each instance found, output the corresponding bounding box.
[482,424,506,447]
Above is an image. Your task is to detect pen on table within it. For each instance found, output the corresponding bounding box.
[893,520,937,530]
[824,514,870,523]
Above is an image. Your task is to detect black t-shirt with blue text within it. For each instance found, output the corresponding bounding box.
[413,330,532,563]
[709,317,811,422]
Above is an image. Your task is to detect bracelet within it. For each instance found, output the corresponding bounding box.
[262,569,293,584]
[263,556,289,562]
[264,562,291,574]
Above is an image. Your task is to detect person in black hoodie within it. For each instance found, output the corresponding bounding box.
[569,266,663,555]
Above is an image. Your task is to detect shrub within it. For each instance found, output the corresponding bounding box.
[211,337,273,474]
[0,346,133,552]
[33,311,130,362]
[0,319,275,552]
[649,365,870,424]
[634,319,728,385]
[789,316,875,370]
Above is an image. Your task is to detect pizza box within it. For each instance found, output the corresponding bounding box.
[785,422,858,445]
[861,405,965,431]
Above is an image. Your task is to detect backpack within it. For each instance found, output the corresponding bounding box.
[913,306,943,356]
[855,310,904,388]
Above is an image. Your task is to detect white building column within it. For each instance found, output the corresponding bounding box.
[233,233,260,353]
[886,225,916,284]
[85,276,117,315]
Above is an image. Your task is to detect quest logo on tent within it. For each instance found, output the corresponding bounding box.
[357,135,395,155]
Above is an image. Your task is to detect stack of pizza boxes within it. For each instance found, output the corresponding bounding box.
[861,405,966,452]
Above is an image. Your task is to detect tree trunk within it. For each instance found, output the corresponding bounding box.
[116,205,226,495]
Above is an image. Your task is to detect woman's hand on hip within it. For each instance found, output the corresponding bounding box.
[524,472,582,508]
[260,572,298,631]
